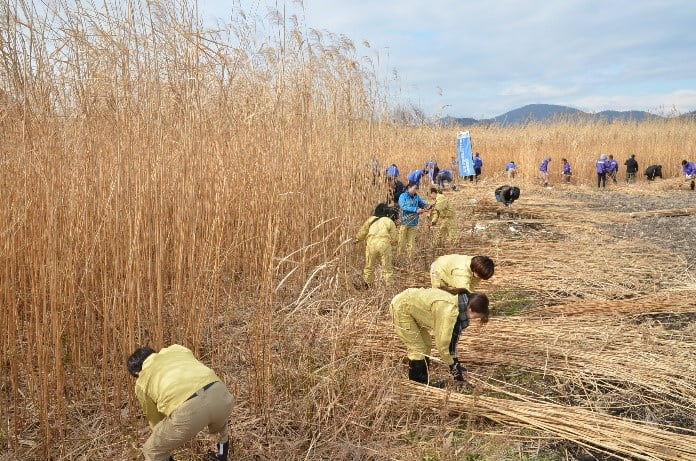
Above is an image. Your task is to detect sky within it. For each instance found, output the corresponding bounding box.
[198,0,696,119]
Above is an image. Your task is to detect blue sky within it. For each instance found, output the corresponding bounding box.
[198,0,696,119]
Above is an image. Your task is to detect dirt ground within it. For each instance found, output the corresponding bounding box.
[564,188,696,270]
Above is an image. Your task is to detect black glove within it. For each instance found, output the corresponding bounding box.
[449,358,466,381]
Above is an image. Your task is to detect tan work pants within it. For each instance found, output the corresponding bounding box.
[143,382,235,461]
[398,225,418,258]
[364,239,393,284]
[390,299,432,361]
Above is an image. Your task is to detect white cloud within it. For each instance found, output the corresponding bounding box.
[202,0,696,117]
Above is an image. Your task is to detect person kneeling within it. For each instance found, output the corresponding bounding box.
[390,288,489,386]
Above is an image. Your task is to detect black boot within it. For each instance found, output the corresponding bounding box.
[208,441,229,461]
[408,359,429,384]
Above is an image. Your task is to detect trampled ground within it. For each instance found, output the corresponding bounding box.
[377,178,696,460]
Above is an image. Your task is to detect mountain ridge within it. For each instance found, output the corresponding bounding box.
[442,104,696,126]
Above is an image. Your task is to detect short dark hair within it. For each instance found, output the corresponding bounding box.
[374,203,390,218]
[683,160,688,166]
[468,292,490,324]
[127,347,156,377]
[430,187,439,194]
[470,256,495,280]
[407,181,419,189]
[561,158,567,162]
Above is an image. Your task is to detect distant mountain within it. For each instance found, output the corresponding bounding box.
[594,110,660,122]
[440,103,689,126]
[492,104,584,125]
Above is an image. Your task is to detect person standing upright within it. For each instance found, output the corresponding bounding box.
[625,154,638,184]
[561,158,572,183]
[538,157,551,186]
[472,152,483,182]
[607,155,619,184]
[596,154,608,188]
[398,182,430,258]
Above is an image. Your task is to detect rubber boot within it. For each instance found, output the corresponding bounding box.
[208,441,229,461]
[408,359,444,387]
[408,359,428,384]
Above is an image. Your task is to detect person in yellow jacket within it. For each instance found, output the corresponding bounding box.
[390,288,489,385]
[354,203,398,286]
[429,187,457,245]
[127,344,235,461]
[430,254,495,293]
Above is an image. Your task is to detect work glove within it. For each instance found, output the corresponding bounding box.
[449,358,466,381]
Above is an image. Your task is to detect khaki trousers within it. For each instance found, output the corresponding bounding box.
[435,217,456,245]
[143,382,235,461]
[364,239,393,284]
[398,225,418,257]
[390,300,432,361]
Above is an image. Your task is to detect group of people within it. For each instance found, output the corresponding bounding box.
[529,154,695,189]
[355,180,458,286]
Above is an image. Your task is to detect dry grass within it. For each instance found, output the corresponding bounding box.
[1,1,696,460]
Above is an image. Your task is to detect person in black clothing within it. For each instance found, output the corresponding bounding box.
[386,177,406,205]
[645,165,662,181]
[625,155,638,184]
[494,185,520,207]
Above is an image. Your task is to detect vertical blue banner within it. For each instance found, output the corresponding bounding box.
[457,131,475,177]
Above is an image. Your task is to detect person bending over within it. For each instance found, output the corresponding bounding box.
[127,345,234,461]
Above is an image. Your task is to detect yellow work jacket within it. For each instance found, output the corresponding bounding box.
[134,344,220,428]
[431,193,453,224]
[355,216,397,245]
[392,288,463,365]
[432,254,477,291]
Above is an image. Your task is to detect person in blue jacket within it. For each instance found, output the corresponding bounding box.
[468,152,483,182]
[607,155,619,184]
[385,164,399,179]
[435,169,453,189]
[398,181,431,258]
[505,161,517,179]
[538,157,551,186]
[596,154,608,188]
[561,158,572,183]
[407,169,424,184]
[682,159,696,190]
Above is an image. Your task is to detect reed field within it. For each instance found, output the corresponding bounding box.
[1,1,695,459]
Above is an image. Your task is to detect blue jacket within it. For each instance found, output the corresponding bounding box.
[505,162,516,171]
[607,159,618,173]
[407,170,424,183]
[473,156,483,169]
[683,161,696,176]
[399,191,428,226]
[596,159,607,174]
[385,165,399,178]
[438,169,453,181]
[539,158,550,172]
[562,162,572,174]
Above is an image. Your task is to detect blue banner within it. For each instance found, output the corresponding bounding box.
[457,131,475,177]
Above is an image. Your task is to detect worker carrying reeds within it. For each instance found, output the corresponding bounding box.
[430,254,495,293]
[390,288,489,385]
[429,187,456,245]
[354,203,398,286]
[398,181,431,258]
[127,345,234,461]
